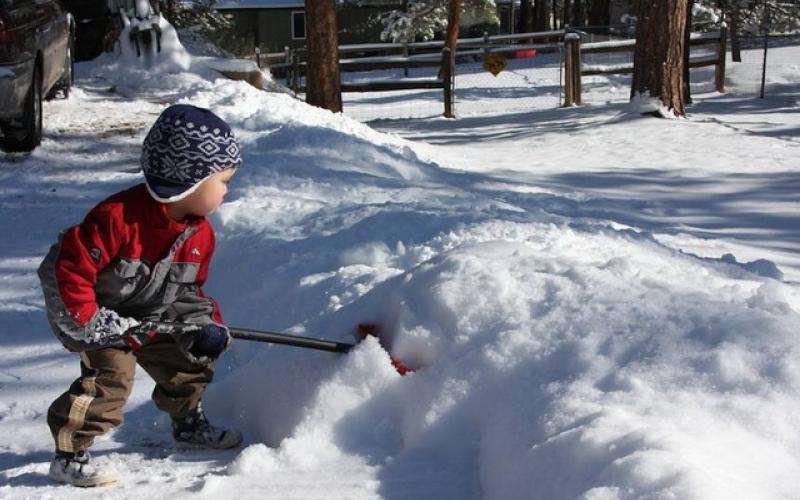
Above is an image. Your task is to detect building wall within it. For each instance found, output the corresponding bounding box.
[337,5,391,45]
[219,9,300,55]
[219,3,404,56]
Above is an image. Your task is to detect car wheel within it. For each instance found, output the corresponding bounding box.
[1,63,43,152]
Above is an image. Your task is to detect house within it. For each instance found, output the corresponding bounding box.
[215,0,636,57]
[215,0,403,55]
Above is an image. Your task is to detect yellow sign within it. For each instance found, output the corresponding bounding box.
[482,53,508,77]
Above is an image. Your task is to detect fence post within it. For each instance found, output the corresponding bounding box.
[402,43,409,77]
[564,33,581,106]
[760,7,771,99]
[255,46,261,69]
[565,36,573,106]
[571,34,582,105]
[715,26,727,93]
[482,31,490,63]
[292,50,300,94]
[283,46,291,88]
[442,47,454,118]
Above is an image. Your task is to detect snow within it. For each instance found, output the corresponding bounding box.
[1,21,800,500]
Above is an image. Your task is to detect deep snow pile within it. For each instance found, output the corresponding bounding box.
[1,22,800,500]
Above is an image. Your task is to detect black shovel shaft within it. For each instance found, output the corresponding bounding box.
[229,327,355,353]
[149,322,356,354]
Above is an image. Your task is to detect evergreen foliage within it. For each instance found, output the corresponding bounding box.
[379,0,499,42]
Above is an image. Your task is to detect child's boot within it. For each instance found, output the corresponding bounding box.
[48,450,119,487]
[172,401,243,450]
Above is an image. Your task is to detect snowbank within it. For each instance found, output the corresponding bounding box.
[176,70,800,498]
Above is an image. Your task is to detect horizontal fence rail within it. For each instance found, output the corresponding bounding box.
[566,29,727,105]
[253,27,728,118]
[262,30,565,118]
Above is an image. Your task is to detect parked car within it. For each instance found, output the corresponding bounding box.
[0,0,74,152]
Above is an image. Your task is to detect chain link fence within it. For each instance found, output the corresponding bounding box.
[343,52,564,121]
[342,31,565,122]
[342,66,448,122]
[320,28,800,122]
[451,50,563,118]
[725,34,800,98]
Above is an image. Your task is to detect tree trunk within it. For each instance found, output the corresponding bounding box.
[631,0,689,117]
[534,0,550,31]
[519,0,532,33]
[440,0,462,79]
[553,0,560,29]
[683,0,694,104]
[588,0,610,27]
[305,0,342,112]
[562,0,571,27]
[572,0,585,27]
[730,3,742,62]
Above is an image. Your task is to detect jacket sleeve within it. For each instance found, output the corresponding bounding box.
[194,229,224,325]
[38,207,138,349]
[166,226,225,326]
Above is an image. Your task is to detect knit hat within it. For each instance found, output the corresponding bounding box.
[141,105,242,203]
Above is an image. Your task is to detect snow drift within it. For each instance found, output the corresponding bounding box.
[174,74,800,499]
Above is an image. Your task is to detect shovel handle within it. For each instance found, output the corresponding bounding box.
[146,321,357,354]
[228,327,355,353]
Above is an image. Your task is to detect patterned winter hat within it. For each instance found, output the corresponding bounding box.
[141,104,242,203]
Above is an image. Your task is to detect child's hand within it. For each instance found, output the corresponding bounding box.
[175,323,232,365]
[190,324,231,359]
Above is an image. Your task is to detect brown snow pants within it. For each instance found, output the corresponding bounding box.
[47,335,214,453]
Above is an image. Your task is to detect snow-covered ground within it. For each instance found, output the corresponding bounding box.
[1,22,799,499]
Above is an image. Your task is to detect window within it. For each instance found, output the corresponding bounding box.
[291,11,305,40]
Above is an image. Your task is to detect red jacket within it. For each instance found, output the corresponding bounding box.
[38,184,223,349]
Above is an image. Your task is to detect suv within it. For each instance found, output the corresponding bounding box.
[0,0,74,152]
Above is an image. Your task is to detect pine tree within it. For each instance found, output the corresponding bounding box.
[533,0,551,31]
[157,0,230,33]
[588,0,610,27]
[380,0,498,42]
[305,0,342,112]
[697,1,800,62]
[630,0,690,117]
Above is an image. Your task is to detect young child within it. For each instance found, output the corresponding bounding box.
[38,104,243,487]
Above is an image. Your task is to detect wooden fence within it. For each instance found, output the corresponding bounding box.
[252,28,728,116]
[257,30,565,118]
[564,28,728,106]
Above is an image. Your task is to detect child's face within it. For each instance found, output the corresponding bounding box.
[183,168,236,217]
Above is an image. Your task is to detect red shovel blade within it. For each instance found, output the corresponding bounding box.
[357,323,414,375]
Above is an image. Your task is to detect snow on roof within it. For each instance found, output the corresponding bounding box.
[216,0,305,9]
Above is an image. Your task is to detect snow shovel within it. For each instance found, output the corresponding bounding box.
[146,322,413,375]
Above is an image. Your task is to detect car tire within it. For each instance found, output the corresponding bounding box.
[47,37,74,100]
[1,63,43,153]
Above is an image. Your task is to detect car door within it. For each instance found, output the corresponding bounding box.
[34,0,59,91]
[46,0,69,92]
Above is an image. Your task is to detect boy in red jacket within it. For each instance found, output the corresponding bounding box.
[38,105,243,487]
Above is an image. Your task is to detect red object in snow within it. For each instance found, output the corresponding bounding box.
[512,49,537,59]
[358,323,414,375]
